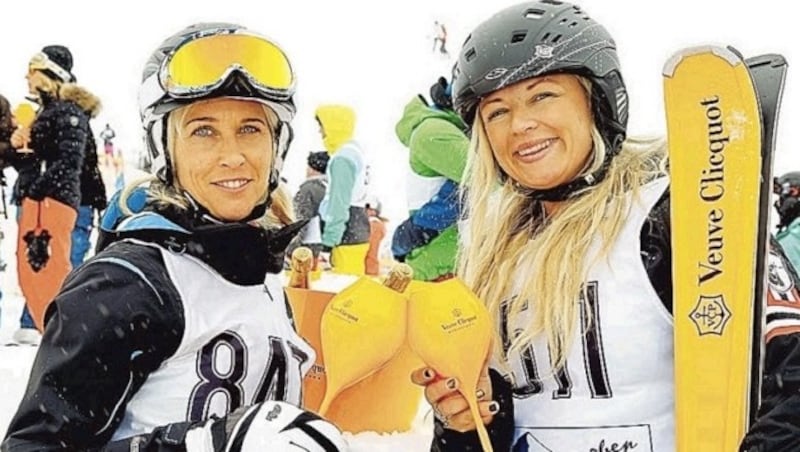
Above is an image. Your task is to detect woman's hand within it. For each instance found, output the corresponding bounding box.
[11,126,30,150]
[411,361,499,432]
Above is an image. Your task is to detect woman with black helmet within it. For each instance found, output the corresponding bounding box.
[2,23,347,452]
[411,1,800,451]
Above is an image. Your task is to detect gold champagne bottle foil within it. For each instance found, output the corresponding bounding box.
[289,247,314,289]
[383,263,413,293]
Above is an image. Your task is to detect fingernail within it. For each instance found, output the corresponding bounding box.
[423,368,434,380]
[476,389,485,399]
[488,401,500,414]
[446,378,458,390]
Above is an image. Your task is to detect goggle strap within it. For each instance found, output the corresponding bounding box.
[30,52,73,83]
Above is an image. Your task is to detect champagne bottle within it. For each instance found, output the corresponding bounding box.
[288,247,314,289]
[383,263,413,292]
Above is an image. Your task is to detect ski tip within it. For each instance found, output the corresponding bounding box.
[662,45,743,77]
[745,54,788,70]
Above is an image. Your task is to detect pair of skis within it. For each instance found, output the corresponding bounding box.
[666,47,787,451]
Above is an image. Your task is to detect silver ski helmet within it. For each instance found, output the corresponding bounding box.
[138,22,296,189]
[452,0,628,200]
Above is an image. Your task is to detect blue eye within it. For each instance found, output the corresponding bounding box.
[191,126,214,137]
[240,124,262,134]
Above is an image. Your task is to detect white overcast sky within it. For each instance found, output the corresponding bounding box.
[1,0,797,222]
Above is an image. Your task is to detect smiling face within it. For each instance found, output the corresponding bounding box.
[479,74,594,190]
[172,97,275,221]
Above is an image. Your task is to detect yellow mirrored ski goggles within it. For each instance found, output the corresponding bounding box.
[160,32,294,100]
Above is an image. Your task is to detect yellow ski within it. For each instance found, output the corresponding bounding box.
[664,46,762,452]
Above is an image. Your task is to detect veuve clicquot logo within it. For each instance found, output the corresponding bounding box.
[689,95,732,337]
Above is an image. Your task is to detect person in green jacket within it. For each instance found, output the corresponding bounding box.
[775,171,800,270]
[393,76,469,281]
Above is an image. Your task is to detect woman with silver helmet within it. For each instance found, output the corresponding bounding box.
[411,1,800,451]
[2,23,348,451]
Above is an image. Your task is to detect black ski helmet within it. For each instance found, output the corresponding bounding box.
[452,0,628,201]
[774,171,800,229]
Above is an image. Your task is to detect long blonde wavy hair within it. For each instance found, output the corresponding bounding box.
[458,77,667,371]
[118,101,294,229]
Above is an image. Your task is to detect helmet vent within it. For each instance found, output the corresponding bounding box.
[542,32,551,41]
[511,31,528,44]
[569,21,579,28]
[552,34,563,43]
[524,8,546,19]
[541,0,564,5]
[465,48,477,62]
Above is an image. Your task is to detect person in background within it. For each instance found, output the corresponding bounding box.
[1,96,38,341]
[112,146,126,191]
[0,94,14,165]
[286,150,329,264]
[0,93,14,322]
[774,171,800,270]
[99,122,116,162]
[9,44,101,342]
[315,104,370,274]
[72,108,107,269]
[408,2,800,451]
[393,75,469,281]
[364,194,387,276]
[433,20,449,56]
[2,22,347,451]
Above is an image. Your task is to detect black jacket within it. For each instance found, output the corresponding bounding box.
[16,84,101,210]
[740,238,800,451]
[286,175,327,258]
[80,122,107,211]
[1,204,306,451]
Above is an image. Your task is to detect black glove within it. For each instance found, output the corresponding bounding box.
[26,187,46,202]
[184,401,348,452]
[430,76,453,110]
[391,218,439,261]
[23,229,51,272]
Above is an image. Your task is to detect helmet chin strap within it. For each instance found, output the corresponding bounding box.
[506,135,619,202]
[182,190,270,225]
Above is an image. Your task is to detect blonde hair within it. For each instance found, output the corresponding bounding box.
[33,75,62,98]
[458,81,667,372]
[118,101,293,229]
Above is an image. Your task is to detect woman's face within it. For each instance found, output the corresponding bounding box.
[173,98,275,221]
[479,74,594,190]
[25,70,48,95]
